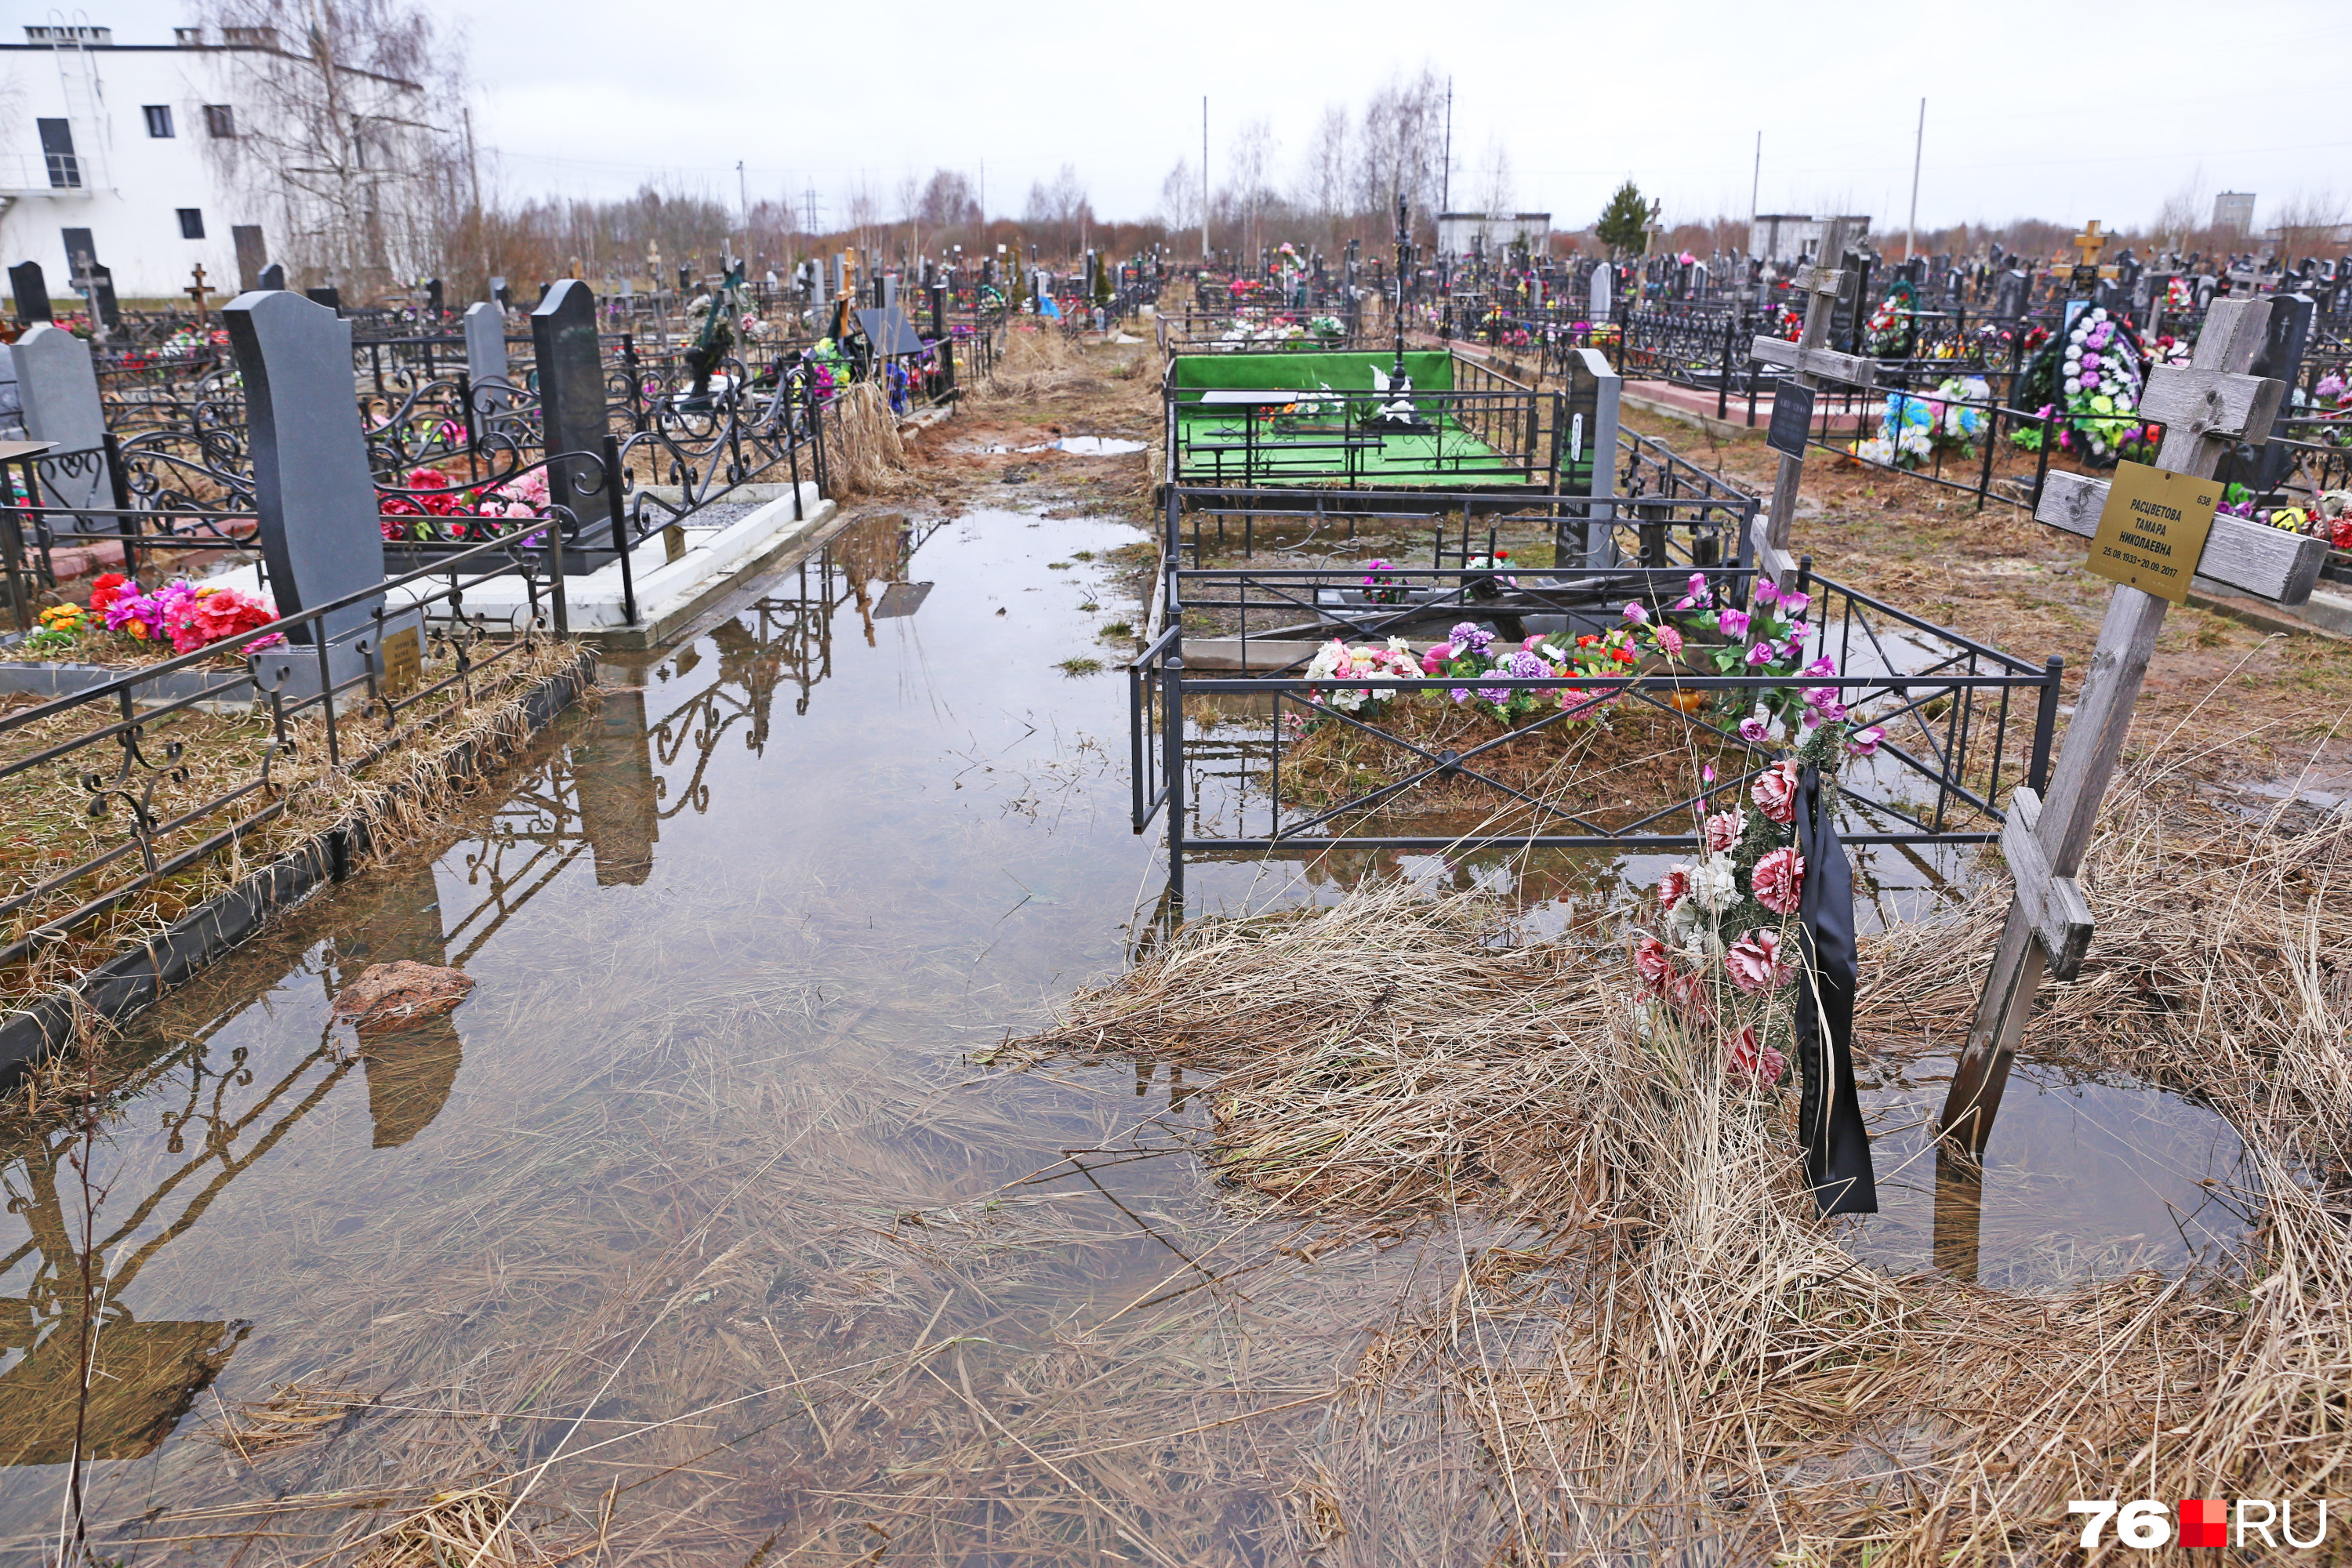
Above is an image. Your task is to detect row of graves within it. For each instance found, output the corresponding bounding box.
[1127,202,2330,1226]
[0,265,941,1058]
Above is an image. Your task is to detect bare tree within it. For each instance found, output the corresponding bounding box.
[1159,158,1200,234]
[2271,190,2350,265]
[918,169,980,230]
[1229,118,1277,262]
[2152,171,2210,254]
[1297,105,1351,228]
[1355,67,1446,236]
[196,0,461,295]
[1473,140,1513,215]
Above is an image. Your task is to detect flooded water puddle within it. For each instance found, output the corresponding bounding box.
[1850,1052,2258,1291]
[0,509,1496,1564]
[953,434,1148,456]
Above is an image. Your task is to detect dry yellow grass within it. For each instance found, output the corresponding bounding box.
[1022,768,2352,1562]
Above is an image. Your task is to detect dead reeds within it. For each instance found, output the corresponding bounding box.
[822,380,914,498]
[1025,767,2352,1562]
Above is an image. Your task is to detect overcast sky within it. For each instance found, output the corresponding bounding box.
[88,0,2352,239]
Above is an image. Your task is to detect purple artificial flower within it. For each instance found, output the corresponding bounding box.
[1719,608,1751,638]
[1622,601,1648,625]
[1780,591,1812,616]
[1505,648,1547,679]
[1745,641,1780,667]
[1448,621,1495,653]
[1846,726,1885,758]
[1754,579,1781,607]
[1450,688,1471,704]
[1477,684,1510,704]
[1801,656,1836,680]
[1787,620,1813,644]
[1737,716,1770,744]
[1702,764,1717,785]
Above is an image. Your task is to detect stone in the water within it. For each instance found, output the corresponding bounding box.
[332,960,474,1030]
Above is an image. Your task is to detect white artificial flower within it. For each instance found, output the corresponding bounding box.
[1690,852,1739,913]
[2063,376,2083,394]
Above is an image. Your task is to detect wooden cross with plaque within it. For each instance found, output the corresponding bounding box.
[1746,219,1877,592]
[1936,296,2327,1154]
[185,263,210,327]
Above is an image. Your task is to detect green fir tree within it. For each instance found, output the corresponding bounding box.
[1596,180,1651,258]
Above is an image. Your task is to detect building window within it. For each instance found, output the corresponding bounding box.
[143,105,175,138]
[203,104,235,139]
[178,209,206,240]
[223,26,279,48]
[173,26,205,45]
[37,119,79,189]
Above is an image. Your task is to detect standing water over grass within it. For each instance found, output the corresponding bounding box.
[0,508,2262,1565]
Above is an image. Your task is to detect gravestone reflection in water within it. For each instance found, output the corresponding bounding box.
[225,288,415,693]
[8,321,113,517]
[573,684,659,884]
[531,279,619,572]
[337,860,466,1149]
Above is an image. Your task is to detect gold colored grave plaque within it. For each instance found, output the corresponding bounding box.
[2086,460,2219,604]
[380,623,423,695]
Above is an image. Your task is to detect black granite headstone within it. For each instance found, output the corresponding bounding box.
[259,261,286,292]
[8,261,49,325]
[530,279,617,571]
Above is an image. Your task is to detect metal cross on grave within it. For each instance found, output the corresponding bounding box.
[1744,217,1877,592]
[185,263,210,327]
[1936,296,2328,1155]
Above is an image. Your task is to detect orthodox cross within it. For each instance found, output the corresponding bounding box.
[2068,220,2111,270]
[1744,217,1875,590]
[185,263,210,326]
[1936,296,2326,1154]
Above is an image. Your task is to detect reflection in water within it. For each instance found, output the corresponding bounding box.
[1853,1054,2259,1292]
[334,862,463,1149]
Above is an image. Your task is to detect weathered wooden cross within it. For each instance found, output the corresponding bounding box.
[185,263,210,326]
[2068,220,2111,272]
[1936,296,2328,1153]
[1744,218,1876,590]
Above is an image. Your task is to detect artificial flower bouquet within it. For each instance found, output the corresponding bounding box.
[21,571,285,658]
[379,465,550,543]
[1632,716,1883,1088]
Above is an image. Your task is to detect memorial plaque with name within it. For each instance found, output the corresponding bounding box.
[2086,460,2218,604]
[379,622,423,695]
[1766,381,1817,460]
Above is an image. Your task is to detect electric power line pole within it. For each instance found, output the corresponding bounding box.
[1201,96,1210,262]
[1906,99,1926,262]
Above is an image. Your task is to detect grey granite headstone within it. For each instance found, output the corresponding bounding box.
[1588,263,1611,321]
[463,300,510,418]
[225,289,410,688]
[9,323,111,516]
[530,279,617,570]
[9,262,49,325]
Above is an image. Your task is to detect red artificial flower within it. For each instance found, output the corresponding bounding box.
[1726,928,1795,993]
[1751,760,1801,826]
[1632,935,1673,996]
[88,572,131,615]
[1751,847,1806,915]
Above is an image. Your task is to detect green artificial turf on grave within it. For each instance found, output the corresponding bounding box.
[1169,349,1535,486]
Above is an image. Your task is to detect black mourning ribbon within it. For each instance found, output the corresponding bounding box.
[1792,764,1878,1216]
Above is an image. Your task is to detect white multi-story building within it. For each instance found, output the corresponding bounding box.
[0,20,445,306]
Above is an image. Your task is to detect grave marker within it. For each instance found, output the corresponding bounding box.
[8,323,111,517]
[223,289,416,690]
[529,279,619,571]
[258,262,286,292]
[1748,218,1871,589]
[9,262,50,325]
[304,285,341,314]
[1936,298,2323,1155]
[85,264,118,333]
[463,299,510,419]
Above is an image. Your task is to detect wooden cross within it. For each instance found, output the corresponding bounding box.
[1746,218,1875,590]
[2069,220,2110,270]
[185,263,209,326]
[1936,296,2326,1155]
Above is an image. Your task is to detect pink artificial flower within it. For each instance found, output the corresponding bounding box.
[1737,716,1770,745]
[1703,808,1746,853]
[1622,601,1648,625]
[1751,846,1806,915]
[1751,759,1800,825]
[1421,644,1453,675]
[1633,935,1673,995]
[1657,864,1693,913]
[1657,624,1684,655]
[1726,928,1795,994]
[1728,1025,1786,1087]
[1753,579,1781,607]
[1846,726,1884,759]
[1781,592,1812,616]
[1719,608,1751,638]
